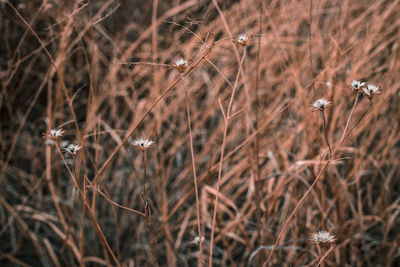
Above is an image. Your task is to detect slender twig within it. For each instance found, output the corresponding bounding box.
[140,150,159,267]
[141,151,148,198]
[209,49,246,267]
[320,111,332,157]
[120,61,172,67]
[254,0,264,254]
[141,195,159,267]
[315,244,322,267]
[316,245,335,266]
[309,0,314,77]
[343,100,370,140]
[72,153,86,267]
[182,75,203,266]
[334,94,360,151]
[89,186,145,216]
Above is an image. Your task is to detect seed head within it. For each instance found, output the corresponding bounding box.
[312,98,330,111]
[237,33,249,46]
[174,58,188,73]
[350,80,366,92]
[63,144,82,155]
[48,128,64,140]
[362,83,381,100]
[310,230,335,247]
[132,138,154,151]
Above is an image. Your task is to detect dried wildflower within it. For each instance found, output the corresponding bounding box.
[236,33,249,46]
[48,128,64,140]
[362,83,381,99]
[63,144,82,155]
[193,236,205,246]
[312,98,331,111]
[351,80,366,92]
[132,138,154,151]
[174,58,188,73]
[310,230,335,247]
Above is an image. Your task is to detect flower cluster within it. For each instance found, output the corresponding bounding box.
[45,128,83,156]
[351,80,381,100]
[312,79,381,111]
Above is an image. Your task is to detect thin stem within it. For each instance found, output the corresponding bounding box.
[314,244,322,267]
[140,150,159,267]
[72,153,85,267]
[343,101,370,141]
[320,111,332,157]
[183,76,203,266]
[141,196,159,267]
[78,205,86,267]
[209,49,246,267]
[143,151,147,197]
[254,0,264,253]
[90,186,145,216]
[309,0,314,77]
[316,245,335,266]
[333,94,360,154]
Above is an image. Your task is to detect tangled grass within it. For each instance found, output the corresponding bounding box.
[1,0,400,266]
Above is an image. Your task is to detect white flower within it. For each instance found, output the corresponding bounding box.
[351,80,366,91]
[174,58,188,73]
[48,128,64,139]
[132,138,154,151]
[310,230,335,246]
[193,236,205,245]
[63,144,82,155]
[362,83,381,99]
[237,33,249,46]
[312,98,330,111]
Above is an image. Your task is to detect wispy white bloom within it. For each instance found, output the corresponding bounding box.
[312,98,330,111]
[362,83,381,99]
[310,230,335,246]
[351,80,366,91]
[174,58,188,73]
[48,128,64,139]
[63,144,82,155]
[237,33,249,46]
[132,138,154,151]
[193,236,205,246]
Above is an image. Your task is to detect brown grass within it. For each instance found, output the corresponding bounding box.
[1,0,399,266]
